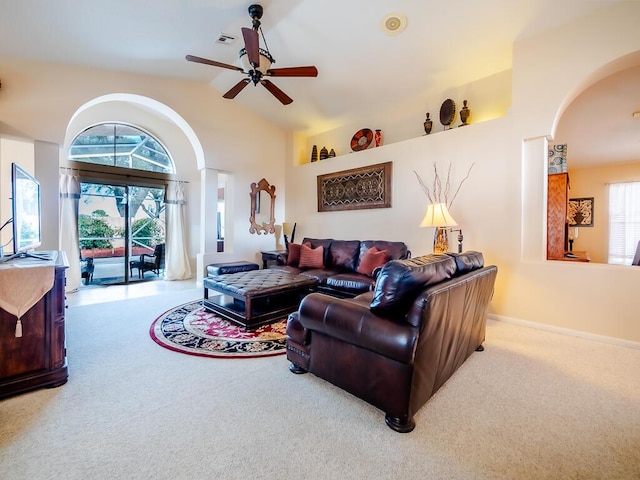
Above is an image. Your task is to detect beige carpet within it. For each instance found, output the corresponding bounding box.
[1,287,639,479]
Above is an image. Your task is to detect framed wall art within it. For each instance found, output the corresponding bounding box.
[568,197,594,227]
[317,161,392,212]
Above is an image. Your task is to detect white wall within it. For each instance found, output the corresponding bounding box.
[0,135,35,253]
[285,2,640,344]
[34,140,59,251]
[0,57,289,281]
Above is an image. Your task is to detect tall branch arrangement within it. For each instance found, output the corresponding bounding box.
[413,162,475,208]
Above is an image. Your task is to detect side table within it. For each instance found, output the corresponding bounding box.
[260,249,287,269]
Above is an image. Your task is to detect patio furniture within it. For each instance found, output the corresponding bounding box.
[130,244,165,279]
[80,257,94,285]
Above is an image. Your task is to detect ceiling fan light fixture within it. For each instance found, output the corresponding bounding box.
[382,12,407,35]
[239,47,274,74]
[186,3,316,105]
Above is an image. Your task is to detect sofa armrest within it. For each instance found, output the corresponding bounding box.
[297,292,418,364]
[276,252,288,265]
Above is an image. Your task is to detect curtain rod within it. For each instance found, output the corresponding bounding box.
[59,166,189,183]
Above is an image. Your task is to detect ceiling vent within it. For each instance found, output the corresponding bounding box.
[382,13,407,35]
[216,33,236,45]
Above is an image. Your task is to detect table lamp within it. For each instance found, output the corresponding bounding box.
[420,203,458,253]
[282,222,296,246]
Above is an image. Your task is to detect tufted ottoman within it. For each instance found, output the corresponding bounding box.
[203,269,318,330]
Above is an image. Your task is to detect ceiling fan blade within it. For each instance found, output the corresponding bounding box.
[241,27,260,68]
[223,79,251,99]
[185,54,243,72]
[266,66,318,77]
[260,79,293,105]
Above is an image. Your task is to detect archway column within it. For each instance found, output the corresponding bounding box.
[196,167,219,284]
[521,136,549,263]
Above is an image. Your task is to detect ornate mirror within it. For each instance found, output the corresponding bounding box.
[250,178,276,235]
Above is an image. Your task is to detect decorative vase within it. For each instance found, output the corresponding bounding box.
[374,129,382,147]
[311,145,318,162]
[319,146,328,160]
[328,148,336,158]
[423,113,433,135]
[459,100,470,126]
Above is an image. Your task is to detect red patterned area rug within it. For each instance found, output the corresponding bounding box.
[149,301,287,358]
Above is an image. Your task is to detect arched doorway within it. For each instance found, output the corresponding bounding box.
[68,122,174,286]
[62,94,204,292]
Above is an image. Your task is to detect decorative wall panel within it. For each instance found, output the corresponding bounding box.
[317,162,392,212]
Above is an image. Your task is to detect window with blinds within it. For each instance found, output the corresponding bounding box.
[608,181,640,264]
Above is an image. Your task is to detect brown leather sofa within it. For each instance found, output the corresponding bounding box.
[286,251,498,433]
[271,238,411,298]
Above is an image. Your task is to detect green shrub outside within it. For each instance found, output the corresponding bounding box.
[130,218,163,248]
[78,210,114,249]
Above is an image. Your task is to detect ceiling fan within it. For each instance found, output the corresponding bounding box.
[186,4,318,105]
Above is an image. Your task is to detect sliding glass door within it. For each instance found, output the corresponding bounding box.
[79,181,165,286]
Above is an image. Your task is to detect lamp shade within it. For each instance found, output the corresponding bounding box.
[282,222,295,236]
[420,203,458,228]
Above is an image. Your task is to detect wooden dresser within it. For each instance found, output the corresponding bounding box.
[0,251,69,399]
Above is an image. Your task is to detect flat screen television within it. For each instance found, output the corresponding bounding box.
[11,162,42,255]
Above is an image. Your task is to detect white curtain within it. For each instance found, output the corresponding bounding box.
[608,181,640,265]
[164,181,192,280]
[59,173,82,292]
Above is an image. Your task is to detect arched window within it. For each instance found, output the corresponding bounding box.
[69,123,175,174]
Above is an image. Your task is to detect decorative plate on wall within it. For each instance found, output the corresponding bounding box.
[350,128,374,151]
[439,99,456,127]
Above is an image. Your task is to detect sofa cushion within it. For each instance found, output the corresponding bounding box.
[370,254,457,316]
[325,272,376,294]
[287,243,303,266]
[359,240,408,264]
[357,247,389,276]
[299,244,324,269]
[446,251,484,274]
[302,238,333,268]
[298,267,344,285]
[329,240,361,270]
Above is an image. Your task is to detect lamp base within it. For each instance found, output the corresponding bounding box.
[433,227,449,253]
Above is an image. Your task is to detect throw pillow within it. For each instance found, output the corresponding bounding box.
[299,244,324,269]
[287,243,302,266]
[357,247,389,277]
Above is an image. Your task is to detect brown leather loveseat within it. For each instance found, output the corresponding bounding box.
[286,251,498,433]
[271,237,411,298]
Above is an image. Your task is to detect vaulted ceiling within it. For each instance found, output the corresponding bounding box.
[1,0,634,164]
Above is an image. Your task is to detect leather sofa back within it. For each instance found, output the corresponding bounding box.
[447,251,484,273]
[301,237,410,272]
[359,240,409,266]
[370,252,485,317]
[328,240,361,271]
[370,254,456,316]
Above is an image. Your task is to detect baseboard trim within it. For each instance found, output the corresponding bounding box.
[488,314,640,350]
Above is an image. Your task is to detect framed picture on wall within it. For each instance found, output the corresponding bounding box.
[568,197,594,227]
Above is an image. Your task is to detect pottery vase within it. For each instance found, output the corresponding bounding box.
[374,129,382,147]
[319,146,328,160]
[423,113,433,135]
[311,145,318,162]
[459,100,470,126]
